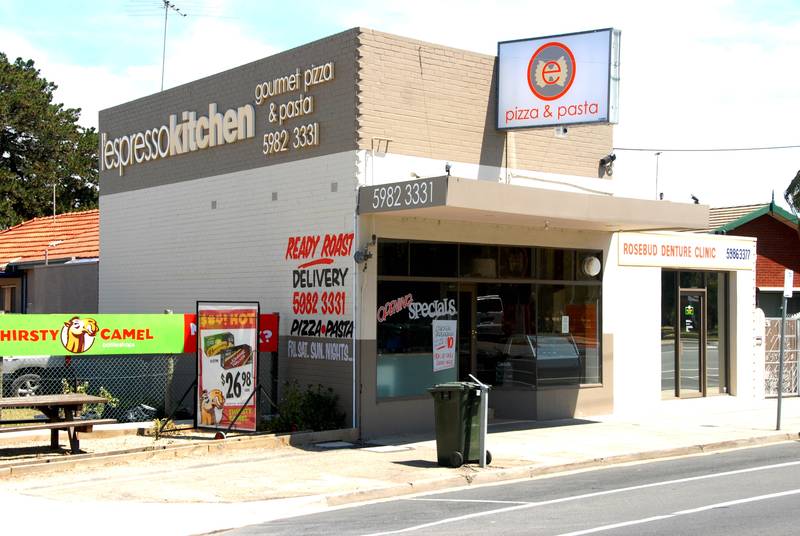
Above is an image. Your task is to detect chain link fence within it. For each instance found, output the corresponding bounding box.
[1,353,277,423]
[765,318,799,397]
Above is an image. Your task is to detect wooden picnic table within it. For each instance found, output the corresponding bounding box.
[0,393,117,453]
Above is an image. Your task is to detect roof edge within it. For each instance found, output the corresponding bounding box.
[715,202,799,233]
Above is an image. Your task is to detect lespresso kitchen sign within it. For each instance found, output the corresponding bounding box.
[101,103,256,176]
[618,232,756,271]
[100,60,335,176]
[497,28,620,129]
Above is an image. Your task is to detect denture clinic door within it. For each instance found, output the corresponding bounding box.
[678,291,705,397]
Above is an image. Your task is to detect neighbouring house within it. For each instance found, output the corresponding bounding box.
[707,202,800,317]
[0,209,99,313]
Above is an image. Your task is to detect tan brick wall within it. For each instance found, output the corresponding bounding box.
[356,28,613,178]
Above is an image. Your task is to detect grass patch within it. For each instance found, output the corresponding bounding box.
[0,408,44,426]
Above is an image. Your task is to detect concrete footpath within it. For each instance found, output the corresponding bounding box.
[0,396,798,535]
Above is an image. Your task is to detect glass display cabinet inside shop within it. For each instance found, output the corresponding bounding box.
[376,240,603,399]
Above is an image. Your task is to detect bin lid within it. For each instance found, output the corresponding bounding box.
[428,381,481,393]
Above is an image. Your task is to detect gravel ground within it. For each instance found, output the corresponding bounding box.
[0,425,246,465]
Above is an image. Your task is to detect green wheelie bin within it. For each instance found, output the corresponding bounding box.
[428,382,491,468]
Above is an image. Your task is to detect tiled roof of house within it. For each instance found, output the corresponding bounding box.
[708,204,768,230]
[0,209,99,270]
[698,203,798,233]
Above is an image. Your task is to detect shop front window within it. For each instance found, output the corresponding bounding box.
[377,241,602,400]
[474,283,600,388]
[376,281,457,398]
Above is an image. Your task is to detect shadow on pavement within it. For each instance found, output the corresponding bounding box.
[363,418,601,448]
[488,418,600,432]
[391,459,440,468]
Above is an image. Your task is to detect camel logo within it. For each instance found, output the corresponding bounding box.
[60,316,98,354]
[527,41,576,101]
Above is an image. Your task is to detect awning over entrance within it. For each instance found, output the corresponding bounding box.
[358,176,708,232]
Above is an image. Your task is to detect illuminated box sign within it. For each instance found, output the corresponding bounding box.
[0,314,193,356]
[0,313,279,356]
[497,28,620,129]
[618,232,756,271]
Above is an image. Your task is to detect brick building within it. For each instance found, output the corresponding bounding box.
[98,28,761,437]
[709,202,800,316]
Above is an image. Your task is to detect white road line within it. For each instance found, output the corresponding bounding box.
[363,460,800,536]
[361,503,536,535]
[555,488,800,536]
[554,515,675,536]
[406,499,529,505]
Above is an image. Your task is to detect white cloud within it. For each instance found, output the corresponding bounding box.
[331,0,800,207]
[0,1,277,129]
[160,15,277,90]
[3,0,798,208]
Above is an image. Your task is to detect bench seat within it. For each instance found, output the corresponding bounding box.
[0,418,117,434]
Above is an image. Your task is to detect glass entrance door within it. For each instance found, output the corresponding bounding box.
[678,292,705,397]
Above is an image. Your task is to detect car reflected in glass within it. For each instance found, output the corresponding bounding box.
[490,333,582,388]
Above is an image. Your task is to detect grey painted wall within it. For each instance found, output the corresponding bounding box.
[26,263,99,313]
[99,29,358,196]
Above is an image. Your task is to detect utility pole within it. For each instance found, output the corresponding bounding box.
[777,269,794,430]
[654,151,662,200]
[160,1,185,91]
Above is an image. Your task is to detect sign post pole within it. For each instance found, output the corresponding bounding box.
[777,269,793,431]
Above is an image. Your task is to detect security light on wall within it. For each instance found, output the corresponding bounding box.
[354,249,373,264]
[598,153,616,178]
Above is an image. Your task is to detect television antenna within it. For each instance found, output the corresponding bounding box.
[160,1,186,91]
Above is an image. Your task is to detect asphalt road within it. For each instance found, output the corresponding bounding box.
[222,441,800,536]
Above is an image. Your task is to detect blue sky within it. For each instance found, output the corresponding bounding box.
[2,0,799,208]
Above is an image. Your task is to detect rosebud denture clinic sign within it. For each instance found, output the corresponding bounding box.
[497,28,620,129]
[618,232,756,271]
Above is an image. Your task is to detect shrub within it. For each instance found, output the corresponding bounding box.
[264,380,346,433]
[61,379,119,418]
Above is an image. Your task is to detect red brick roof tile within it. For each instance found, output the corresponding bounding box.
[0,210,99,269]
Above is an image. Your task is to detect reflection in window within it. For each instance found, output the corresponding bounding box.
[680,271,704,289]
[474,283,600,389]
[537,248,575,281]
[378,240,409,276]
[410,242,457,277]
[707,272,727,394]
[377,241,603,399]
[377,281,457,398]
[499,247,532,279]
[661,271,677,395]
[460,245,498,278]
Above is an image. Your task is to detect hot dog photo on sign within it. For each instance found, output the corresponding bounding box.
[197,304,258,431]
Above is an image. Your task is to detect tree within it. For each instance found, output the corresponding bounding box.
[786,169,800,237]
[0,52,98,229]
